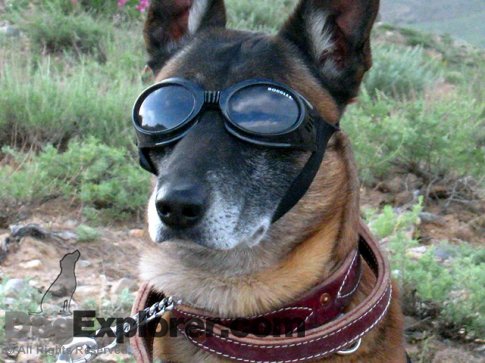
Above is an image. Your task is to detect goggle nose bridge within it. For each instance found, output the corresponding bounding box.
[204,90,221,104]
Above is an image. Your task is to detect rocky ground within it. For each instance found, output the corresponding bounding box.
[1,175,484,362]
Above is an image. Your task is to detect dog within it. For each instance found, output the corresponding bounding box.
[36,250,80,316]
[132,0,406,362]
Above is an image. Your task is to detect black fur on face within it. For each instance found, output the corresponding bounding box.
[144,0,379,250]
[147,31,309,249]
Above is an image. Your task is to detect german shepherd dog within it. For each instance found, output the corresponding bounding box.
[135,0,406,362]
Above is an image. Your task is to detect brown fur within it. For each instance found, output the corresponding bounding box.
[142,129,405,362]
[139,0,406,361]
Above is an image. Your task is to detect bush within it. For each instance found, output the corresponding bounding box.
[76,224,101,242]
[225,0,296,32]
[12,2,110,57]
[0,50,144,149]
[343,90,485,185]
[364,45,441,99]
[365,201,485,339]
[0,138,150,222]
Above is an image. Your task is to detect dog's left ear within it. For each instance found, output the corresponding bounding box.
[280,0,379,104]
[144,0,227,73]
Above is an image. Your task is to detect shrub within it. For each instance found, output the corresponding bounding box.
[225,0,296,32]
[13,2,110,57]
[364,45,441,99]
[343,90,485,185]
[76,224,101,242]
[365,201,485,339]
[0,138,150,222]
[0,50,144,149]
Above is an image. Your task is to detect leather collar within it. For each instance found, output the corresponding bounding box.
[131,221,392,363]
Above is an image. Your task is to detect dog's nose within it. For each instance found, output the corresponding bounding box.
[156,183,207,229]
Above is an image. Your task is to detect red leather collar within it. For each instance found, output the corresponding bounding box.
[131,221,392,363]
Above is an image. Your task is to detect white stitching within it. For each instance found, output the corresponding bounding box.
[337,268,362,299]
[336,251,359,299]
[180,284,392,362]
[177,306,313,322]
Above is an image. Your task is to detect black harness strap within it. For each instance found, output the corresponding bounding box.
[272,120,338,222]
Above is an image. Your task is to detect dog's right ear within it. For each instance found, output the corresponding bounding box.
[144,0,226,73]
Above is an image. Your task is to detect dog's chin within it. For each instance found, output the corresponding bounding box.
[148,221,270,251]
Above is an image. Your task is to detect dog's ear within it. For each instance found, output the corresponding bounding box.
[144,0,226,73]
[280,0,379,104]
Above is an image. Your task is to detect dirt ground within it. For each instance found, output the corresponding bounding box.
[1,180,484,362]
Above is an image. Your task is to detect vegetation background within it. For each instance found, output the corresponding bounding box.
[0,1,483,362]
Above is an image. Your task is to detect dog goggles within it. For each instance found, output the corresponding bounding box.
[132,78,338,151]
[132,77,339,222]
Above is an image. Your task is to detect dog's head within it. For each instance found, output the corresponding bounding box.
[141,0,379,251]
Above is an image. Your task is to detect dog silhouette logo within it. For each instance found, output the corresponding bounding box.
[33,250,81,316]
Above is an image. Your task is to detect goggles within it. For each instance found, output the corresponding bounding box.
[132,78,339,222]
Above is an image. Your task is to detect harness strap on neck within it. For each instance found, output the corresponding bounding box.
[272,120,338,222]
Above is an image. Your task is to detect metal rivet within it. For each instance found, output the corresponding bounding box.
[320,293,331,305]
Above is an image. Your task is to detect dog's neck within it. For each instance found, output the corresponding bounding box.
[140,134,360,318]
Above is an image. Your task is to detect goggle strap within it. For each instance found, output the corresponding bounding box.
[271,120,336,223]
[139,149,157,175]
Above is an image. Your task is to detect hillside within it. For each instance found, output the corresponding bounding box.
[381,0,485,47]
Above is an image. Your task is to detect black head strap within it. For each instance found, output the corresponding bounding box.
[272,120,338,222]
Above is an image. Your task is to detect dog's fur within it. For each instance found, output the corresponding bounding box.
[138,0,406,361]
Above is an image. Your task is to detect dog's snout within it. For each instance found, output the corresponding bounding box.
[156,183,208,229]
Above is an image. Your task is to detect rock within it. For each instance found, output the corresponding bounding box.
[406,246,428,260]
[111,277,137,296]
[379,176,403,194]
[4,297,16,306]
[56,231,78,241]
[432,348,483,363]
[97,353,133,362]
[3,279,27,297]
[394,191,414,205]
[16,352,42,363]
[129,229,145,238]
[74,285,99,302]
[404,173,422,190]
[434,246,454,261]
[419,212,444,225]
[0,25,20,37]
[77,260,91,268]
[19,260,42,269]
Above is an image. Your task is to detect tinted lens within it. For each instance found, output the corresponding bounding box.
[137,85,196,132]
[227,85,300,134]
